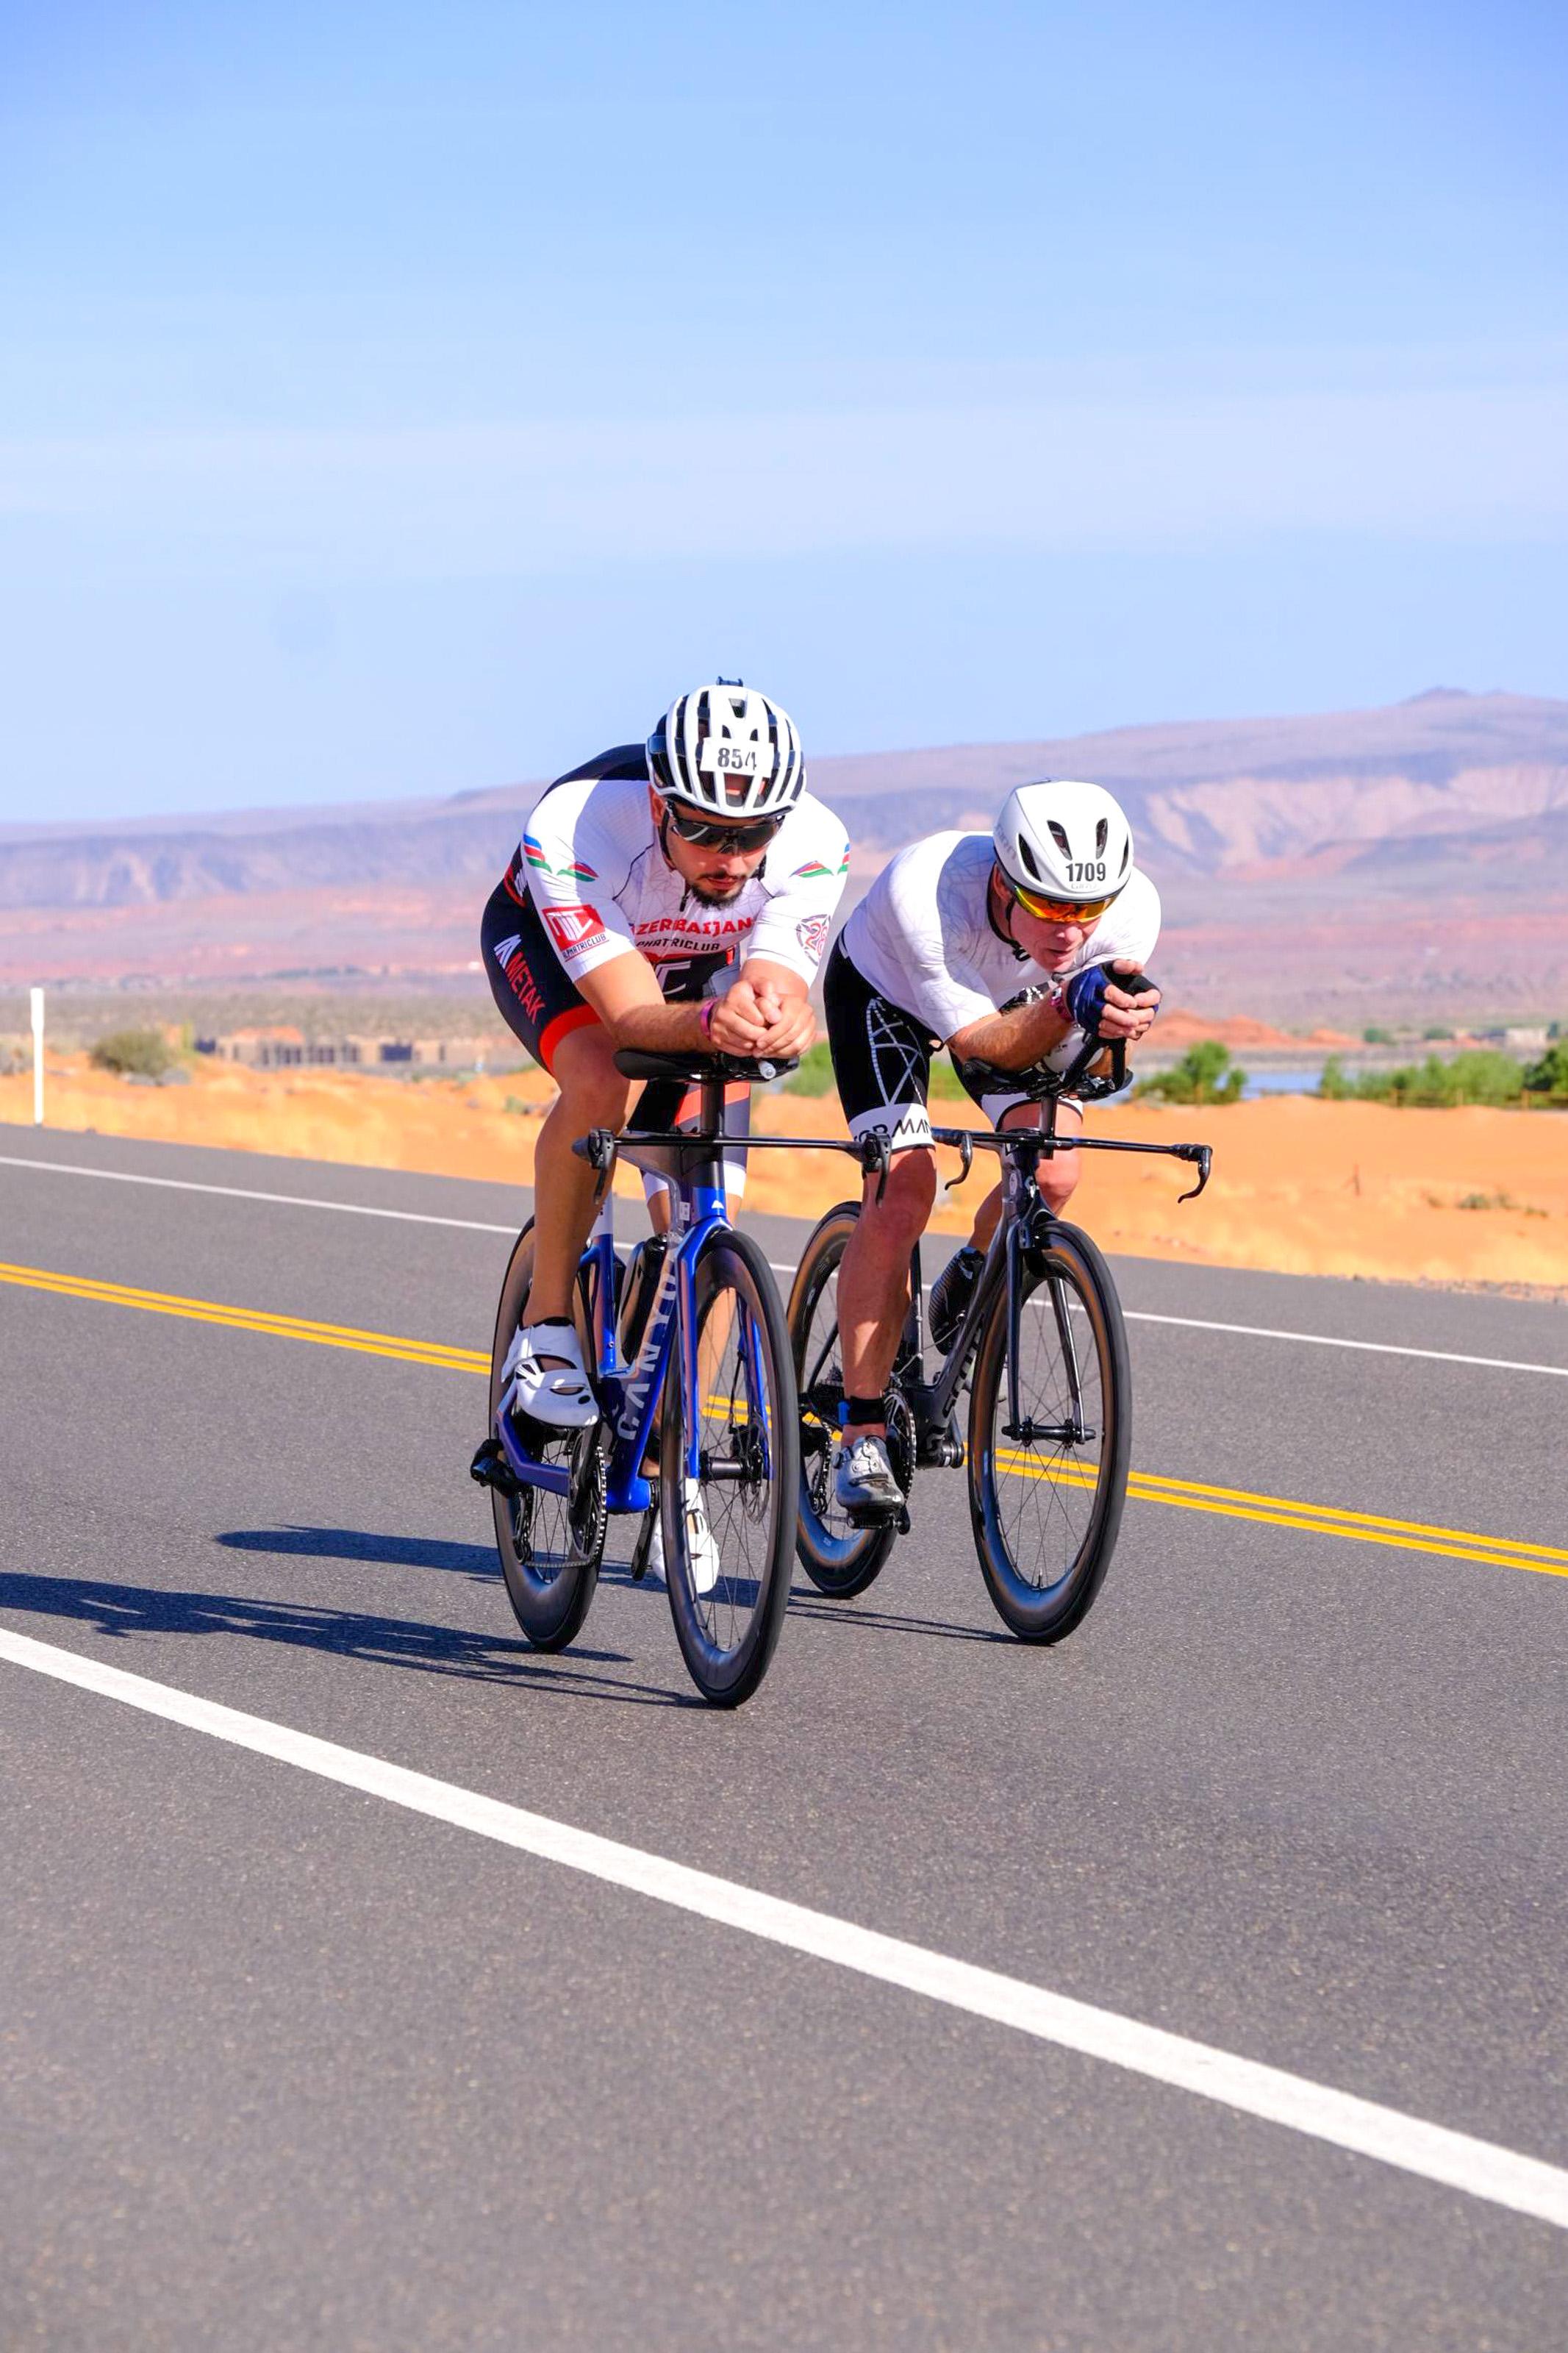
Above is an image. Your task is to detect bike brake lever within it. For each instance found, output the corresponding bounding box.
[1175,1143,1212,1204]
[857,1130,892,1205]
[941,1129,975,1196]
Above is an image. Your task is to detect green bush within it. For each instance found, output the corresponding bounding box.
[782,1041,837,1096]
[1135,1040,1246,1106]
[1362,1024,1396,1045]
[1320,1049,1528,1107]
[1523,1040,1568,1102]
[90,1026,175,1079]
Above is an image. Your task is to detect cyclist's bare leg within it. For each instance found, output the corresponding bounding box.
[835,1146,937,1437]
[526,1024,631,1352]
[962,1099,1084,1254]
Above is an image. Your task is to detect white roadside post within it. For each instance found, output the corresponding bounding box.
[30,986,44,1125]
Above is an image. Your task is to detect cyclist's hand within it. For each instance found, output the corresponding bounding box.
[746,982,816,1060]
[1064,962,1161,1043]
[706,982,773,1054]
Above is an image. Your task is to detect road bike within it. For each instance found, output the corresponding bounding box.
[470,1048,879,1707]
[789,1037,1211,1643]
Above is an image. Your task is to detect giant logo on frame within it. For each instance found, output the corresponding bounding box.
[541,903,606,957]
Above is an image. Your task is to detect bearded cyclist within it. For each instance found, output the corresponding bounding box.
[822,779,1161,1517]
[482,681,848,1450]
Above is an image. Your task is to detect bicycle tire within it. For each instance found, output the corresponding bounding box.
[787,1202,901,1599]
[967,1218,1131,1642]
[660,1225,798,1707]
[488,1219,607,1652]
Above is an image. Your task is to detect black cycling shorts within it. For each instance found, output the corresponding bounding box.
[823,935,1074,1154]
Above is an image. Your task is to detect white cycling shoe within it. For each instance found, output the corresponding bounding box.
[646,1481,721,1597]
[503,1318,600,1432]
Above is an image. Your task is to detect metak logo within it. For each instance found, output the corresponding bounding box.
[492,932,523,970]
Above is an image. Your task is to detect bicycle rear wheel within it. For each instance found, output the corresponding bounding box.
[967,1219,1131,1642]
[488,1220,607,1652]
[787,1202,901,1599]
[661,1226,798,1707]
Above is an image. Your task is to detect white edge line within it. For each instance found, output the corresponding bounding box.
[4,1151,1564,1382]
[0,1152,518,1236]
[3,1622,1565,2235]
[1122,1310,1568,1379]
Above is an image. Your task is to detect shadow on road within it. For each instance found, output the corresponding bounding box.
[218,1524,499,1579]
[0,1569,695,1709]
[788,1590,1009,1646]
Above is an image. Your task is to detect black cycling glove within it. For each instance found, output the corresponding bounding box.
[1063,963,1159,1038]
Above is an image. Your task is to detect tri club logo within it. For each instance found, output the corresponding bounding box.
[541,904,606,957]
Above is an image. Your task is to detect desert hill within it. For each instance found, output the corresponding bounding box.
[3,690,1564,1024]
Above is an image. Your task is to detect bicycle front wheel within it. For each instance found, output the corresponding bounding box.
[489,1220,606,1653]
[661,1227,799,1707]
[967,1220,1131,1642]
[787,1202,901,1599]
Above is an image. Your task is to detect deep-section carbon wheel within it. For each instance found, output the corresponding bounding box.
[660,1226,798,1707]
[488,1219,606,1652]
[967,1219,1131,1642]
[787,1202,901,1599]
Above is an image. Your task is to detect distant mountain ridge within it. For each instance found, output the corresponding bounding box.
[4,690,1567,1024]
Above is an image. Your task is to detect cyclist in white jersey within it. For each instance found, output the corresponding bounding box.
[481,682,847,1438]
[821,779,1162,1515]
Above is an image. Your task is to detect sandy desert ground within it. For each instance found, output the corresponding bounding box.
[4,1054,1566,1295]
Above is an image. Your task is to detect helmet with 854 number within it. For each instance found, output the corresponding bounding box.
[992,779,1134,909]
[646,682,806,818]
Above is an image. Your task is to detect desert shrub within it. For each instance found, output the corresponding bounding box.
[1322,1050,1527,1107]
[90,1026,174,1079]
[1522,1040,1568,1102]
[782,1042,837,1096]
[1362,1024,1396,1045]
[1135,1040,1246,1106]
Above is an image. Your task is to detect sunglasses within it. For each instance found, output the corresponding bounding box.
[661,801,784,853]
[1005,875,1120,925]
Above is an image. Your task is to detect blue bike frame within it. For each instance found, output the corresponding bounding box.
[490,1153,758,1517]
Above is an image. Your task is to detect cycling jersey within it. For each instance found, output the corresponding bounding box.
[842,830,1161,1044]
[828,830,1161,1151]
[507,745,848,1000]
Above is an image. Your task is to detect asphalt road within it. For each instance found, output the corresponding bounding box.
[2,1126,1567,2351]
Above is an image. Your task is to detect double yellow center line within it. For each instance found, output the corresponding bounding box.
[994,1447,1568,1580]
[6,1256,1565,1585]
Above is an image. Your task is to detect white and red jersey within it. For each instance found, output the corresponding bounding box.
[509,745,849,1000]
[842,830,1161,1043]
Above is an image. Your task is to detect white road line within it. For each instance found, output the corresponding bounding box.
[4,1151,1564,1380]
[4,1623,1566,2235]
[0,1151,518,1236]
[1121,1310,1568,1379]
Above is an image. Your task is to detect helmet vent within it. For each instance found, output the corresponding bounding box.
[1095,818,1108,855]
[1016,834,1042,880]
[1047,821,1071,858]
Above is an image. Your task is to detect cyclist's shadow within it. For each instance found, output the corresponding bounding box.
[0,1546,695,1710]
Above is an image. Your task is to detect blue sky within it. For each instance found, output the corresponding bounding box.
[3,0,1564,821]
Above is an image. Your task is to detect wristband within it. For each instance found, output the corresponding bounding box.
[698,999,717,1042]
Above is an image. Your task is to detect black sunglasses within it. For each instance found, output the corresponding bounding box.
[661,801,784,853]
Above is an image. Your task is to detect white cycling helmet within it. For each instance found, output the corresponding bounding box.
[646,682,805,817]
[992,779,1134,907]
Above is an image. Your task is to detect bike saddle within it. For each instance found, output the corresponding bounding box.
[612,1048,799,1083]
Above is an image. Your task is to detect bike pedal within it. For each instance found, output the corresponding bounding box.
[843,1501,903,1531]
[468,1438,519,1496]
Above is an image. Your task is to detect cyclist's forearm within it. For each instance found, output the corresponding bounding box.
[948,996,1072,1071]
[607,997,707,1054]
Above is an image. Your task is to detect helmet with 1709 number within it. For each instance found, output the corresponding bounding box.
[646,682,805,817]
[992,779,1134,909]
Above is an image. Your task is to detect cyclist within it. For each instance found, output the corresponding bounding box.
[482,682,848,1447]
[821,779,1162,1516]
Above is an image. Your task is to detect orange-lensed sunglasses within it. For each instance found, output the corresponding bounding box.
[1005,875,1120,925]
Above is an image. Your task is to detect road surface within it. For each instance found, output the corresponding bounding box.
[2,1127,1566,2349]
